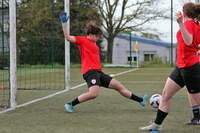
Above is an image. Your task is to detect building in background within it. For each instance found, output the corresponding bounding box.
[101,33,177,66]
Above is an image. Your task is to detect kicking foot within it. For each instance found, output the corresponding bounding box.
[140,94,148,107]
[64,103,73,113]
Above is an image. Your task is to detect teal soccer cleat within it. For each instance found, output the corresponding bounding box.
[140,94,148,107]
[64,103,73,113]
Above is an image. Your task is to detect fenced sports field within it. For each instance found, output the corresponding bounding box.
[0,67,199,133]
[1,1,200,133]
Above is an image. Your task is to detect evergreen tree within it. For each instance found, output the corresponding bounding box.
[16,0,102,65]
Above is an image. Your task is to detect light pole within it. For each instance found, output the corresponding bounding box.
[50,0,55,68]
[129,32,132,65]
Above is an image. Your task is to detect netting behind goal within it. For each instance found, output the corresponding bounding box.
[16,0,66,90]
[0,0,68,108]
[0,2,10,108]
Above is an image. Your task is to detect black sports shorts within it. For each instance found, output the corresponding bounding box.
[83,70,113,88]
[169,62,200,94]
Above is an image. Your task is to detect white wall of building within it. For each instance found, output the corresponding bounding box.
[101,35,176,65]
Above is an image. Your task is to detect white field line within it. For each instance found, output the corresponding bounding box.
[0,68,139,114]
[122,81,166,83]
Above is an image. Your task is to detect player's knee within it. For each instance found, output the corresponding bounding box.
[118,88,126,94]
[89,93,98,99]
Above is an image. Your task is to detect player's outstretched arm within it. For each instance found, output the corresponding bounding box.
[63,28,76,44]
[176,11,193,46]
[60,12,76,44]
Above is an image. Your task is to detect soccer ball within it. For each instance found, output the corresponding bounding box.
[149,94,162,108]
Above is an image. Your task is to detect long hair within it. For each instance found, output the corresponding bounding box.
[183,2,196,19]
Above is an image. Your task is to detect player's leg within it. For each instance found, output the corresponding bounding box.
[155,77,181,120]
[64,70,101,113]
[185,90,200,125]
[183,63,200,124]
[186,88,194,106]
[78,85,100,102]
[108,79,132,98]
[140,66,184,131]
[139,77,182,131]
[64,85,100,113]
[101,72,148,107]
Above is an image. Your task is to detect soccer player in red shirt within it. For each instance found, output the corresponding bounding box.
[184,3,200,125]
[62,21,148,113]
[140,2,200,131]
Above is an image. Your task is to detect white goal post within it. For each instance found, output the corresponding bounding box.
[64,0,70,90]
[9,0,17,108]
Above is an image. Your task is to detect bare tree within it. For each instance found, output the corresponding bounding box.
[95,0,168,63]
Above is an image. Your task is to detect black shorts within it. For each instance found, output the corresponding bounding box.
[83,70,113,88]
[169,62,200,94]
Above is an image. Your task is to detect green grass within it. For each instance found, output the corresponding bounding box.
[0,67,200,133]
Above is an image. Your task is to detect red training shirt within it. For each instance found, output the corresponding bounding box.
[74,36,101,74]
[176,20,200,68]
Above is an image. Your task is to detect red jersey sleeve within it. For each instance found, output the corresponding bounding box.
[74,36,83,46]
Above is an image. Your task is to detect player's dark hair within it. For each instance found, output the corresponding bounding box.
[85,21,103,36]
[183,2,197,19]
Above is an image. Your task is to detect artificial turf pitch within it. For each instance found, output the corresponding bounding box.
[0,67,199,133]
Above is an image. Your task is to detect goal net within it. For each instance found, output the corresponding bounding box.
[0,0,70,109]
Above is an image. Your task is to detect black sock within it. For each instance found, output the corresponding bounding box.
[69,98,80,107]
[130,93,143,102]
[154,109,168,125]
[192,105,200,119]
